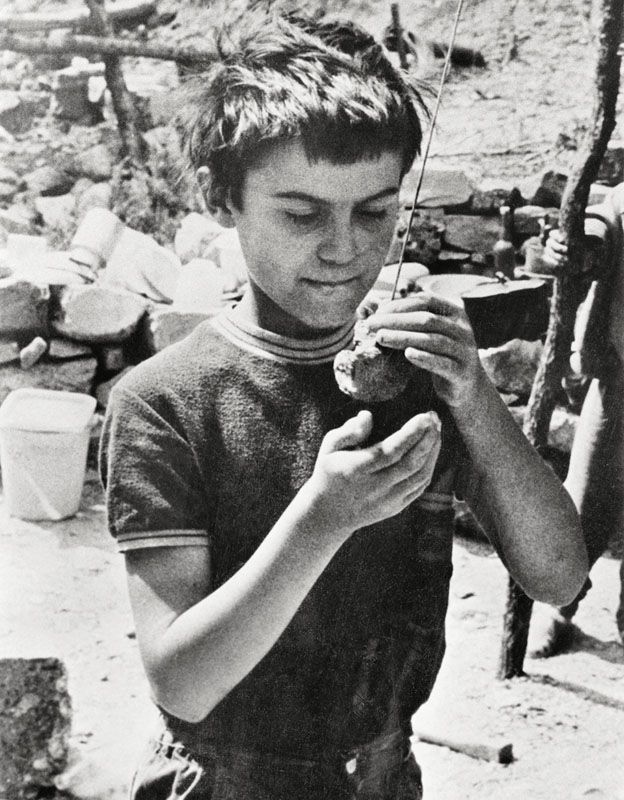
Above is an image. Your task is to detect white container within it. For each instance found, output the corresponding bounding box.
[0,388,96,521]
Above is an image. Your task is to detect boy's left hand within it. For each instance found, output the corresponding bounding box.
[365,292,484,408]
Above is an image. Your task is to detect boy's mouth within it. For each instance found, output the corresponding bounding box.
[303,277,358,293]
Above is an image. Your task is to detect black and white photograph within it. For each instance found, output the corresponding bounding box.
[0,0,623,798]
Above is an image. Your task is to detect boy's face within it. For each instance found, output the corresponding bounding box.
[224,138,403,337]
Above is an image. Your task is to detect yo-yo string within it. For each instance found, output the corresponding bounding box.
[391,0,467,300]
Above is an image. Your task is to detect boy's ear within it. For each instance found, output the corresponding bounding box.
[196,166,236,228]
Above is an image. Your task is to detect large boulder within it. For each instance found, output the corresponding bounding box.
[74,181,112,220]
[23,166,74,197]
[70,208,181,302]
[531,170,568,208]
[0,90,42,135]
[172,259,231,312]
[443,214,502,254]
[51,284,148,344]
[203,228,247,286]
[0,207,35,236]
[47,338,93,360]
[479,338,543,397]
[0,657,71,800]
[0,341,20,365]
[401,167,474,210]
[0,167,21,204]
[0,182,18,203]
[73,143,115,182]
[143,305,214,353]
[34,193,76,229]
[0,277,49,340]
[0,165,20,186]
[174,213,224,264]
[0,356,97,404]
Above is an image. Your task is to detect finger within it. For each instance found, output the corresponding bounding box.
[382,427,442,484]
[396,437,441,493]
[549,228,567,245]
[365,411,441,472]
[375,330,462,359]
[388,465,440,510]
[402,479,435,506]
[404,347,457,378]
[547,239,568,254]
[542,250,566,268]
[374,292,459,318]
[367,310,464,340]
[398,463,439,501]
[319,410,373,455]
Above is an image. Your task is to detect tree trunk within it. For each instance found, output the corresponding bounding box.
[84,0,145,163]
[498,0,623,680]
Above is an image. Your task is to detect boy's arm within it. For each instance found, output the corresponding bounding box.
[365,294,588,606]
[448,367,586,605]
[121,409,442,724]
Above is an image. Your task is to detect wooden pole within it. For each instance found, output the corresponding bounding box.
[0,0,155,32]
[414,728,514,764]
[0,30,218,64]
[84,0,145,163]
[498,0,623,679]
[390,3,408,70]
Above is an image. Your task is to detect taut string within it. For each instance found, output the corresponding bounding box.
[391,0,467,300]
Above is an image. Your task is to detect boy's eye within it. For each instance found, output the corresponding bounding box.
[357,208,390,221]
[284,211,320,227]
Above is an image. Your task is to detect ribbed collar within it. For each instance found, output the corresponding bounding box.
[211,307,355,365]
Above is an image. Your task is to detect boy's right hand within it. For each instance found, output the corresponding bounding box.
[304,409,442,538]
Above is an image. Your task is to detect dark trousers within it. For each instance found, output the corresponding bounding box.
[130,725,423,800]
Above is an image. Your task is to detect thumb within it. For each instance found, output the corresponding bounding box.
[319,410,373,455]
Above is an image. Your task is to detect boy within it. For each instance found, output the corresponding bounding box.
[531,185,624,657]
[100,12,587,798]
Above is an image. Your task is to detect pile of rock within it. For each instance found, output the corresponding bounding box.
[390,164,615,274]
[3,150,624,462]
[0,205,247,472]
[3,39,624,460]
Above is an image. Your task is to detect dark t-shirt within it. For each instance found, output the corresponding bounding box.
[100,310,467,759]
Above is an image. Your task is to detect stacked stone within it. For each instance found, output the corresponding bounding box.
[0,658,72,800]
[1,158,621,460]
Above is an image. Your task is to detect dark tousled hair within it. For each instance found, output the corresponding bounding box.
[177,11,429,210]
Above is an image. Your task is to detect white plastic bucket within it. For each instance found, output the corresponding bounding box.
[0,388,96,521]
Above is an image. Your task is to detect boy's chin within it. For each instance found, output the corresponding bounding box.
[297,307,359,335]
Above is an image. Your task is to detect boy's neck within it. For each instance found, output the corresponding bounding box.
[235,282,350,341]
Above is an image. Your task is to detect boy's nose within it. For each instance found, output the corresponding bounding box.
[317,220,358,265]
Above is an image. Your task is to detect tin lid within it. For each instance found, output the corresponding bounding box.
[416,273,497,300]
[0,388,96,432]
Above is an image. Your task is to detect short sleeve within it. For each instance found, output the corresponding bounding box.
[99,386,212,552]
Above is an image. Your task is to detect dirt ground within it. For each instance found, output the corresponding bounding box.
[2,0,624,798]
[1,471,623,800]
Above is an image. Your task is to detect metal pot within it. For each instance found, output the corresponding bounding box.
[416,273,550,348]
[460,277,549,348]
